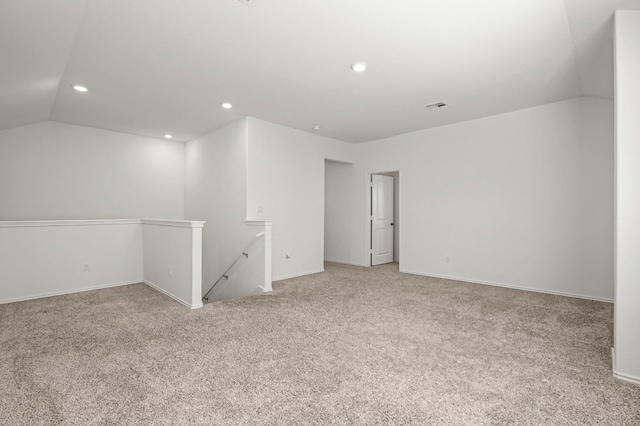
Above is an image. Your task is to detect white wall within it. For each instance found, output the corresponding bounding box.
[246,118,354,280]
[184,119,259,296]
[613,10,640,383]
[0,100,614,307]
[142,220,204,309]
[327,98,613,301]
[0,121,185,220]
[0,220,143,303]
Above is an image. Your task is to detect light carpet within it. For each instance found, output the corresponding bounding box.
[1,262,638,425]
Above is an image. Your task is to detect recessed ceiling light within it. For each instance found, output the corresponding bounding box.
[350,62,368,72]
[164,134,173,139]
[312,126,321,131]
[221,102,233,109]
[72,85,88,92]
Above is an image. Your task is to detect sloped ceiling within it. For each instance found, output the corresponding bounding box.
[1,0,637,143]
[0,1,87,130]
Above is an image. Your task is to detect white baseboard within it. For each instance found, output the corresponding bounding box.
[611,348,640,386]
[399,269,613,303]
[613,370,640,386]
[324,259,368,267]
[144,280,202,309]
[273,269,324,282]
[0,280,142,305]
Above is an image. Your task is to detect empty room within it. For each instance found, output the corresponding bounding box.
[1,1,640,424]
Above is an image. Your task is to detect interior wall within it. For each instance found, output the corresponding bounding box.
[184,118,257,295]
[0,121,185,220]
[246,118,354,280]
[0,221,143,304]
[613,10,640,382]
[142,221,203,309]
[0,98,614,304]
[329,97,613,300]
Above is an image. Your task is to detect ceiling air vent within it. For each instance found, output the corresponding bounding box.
[423,101,449,111]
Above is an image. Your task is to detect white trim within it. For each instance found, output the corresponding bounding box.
[142,219,205,228]
[0,280,141,305]
[325,158,354,165]
[324,259,368,267]
[613,371,640,386]
[244,220,273,226]
[0,219,141,228]
[0,219,207,228]
[190,227,204,307]
[273,269,324,282]
[144,280,202,309]
[399,269,614,303]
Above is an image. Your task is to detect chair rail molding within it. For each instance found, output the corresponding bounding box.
[0,219,141,228]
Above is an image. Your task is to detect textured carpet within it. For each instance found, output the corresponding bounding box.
[1,262,638,425]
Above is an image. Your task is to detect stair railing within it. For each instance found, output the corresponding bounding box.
[202,231,265,303]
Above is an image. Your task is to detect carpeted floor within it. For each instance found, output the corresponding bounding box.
[1,262,639,425]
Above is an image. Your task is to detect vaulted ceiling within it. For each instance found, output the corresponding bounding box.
[1,0,638,143]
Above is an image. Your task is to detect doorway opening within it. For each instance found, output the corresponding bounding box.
[324,158,356,266]
[368,171,399,267]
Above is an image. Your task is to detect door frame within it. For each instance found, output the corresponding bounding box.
[365,170,400,267]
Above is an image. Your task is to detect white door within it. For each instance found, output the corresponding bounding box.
[371,174,394,265]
